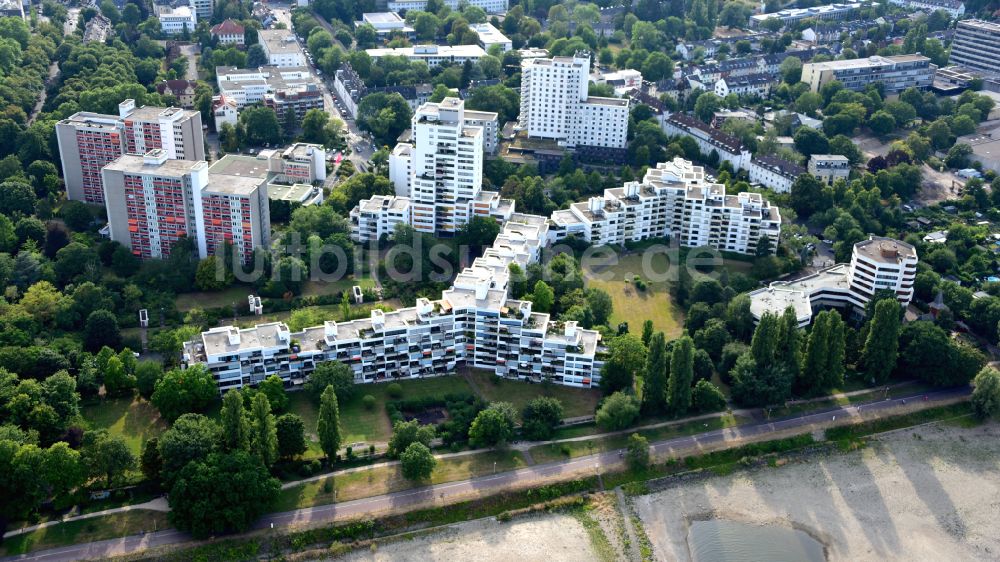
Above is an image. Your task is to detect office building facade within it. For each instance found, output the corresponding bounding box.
[800,55,936,95]
[949,20,1000,77]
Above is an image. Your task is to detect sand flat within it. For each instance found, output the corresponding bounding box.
[634,421,1000,561]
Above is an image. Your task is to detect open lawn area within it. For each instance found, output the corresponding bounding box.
[175,275,375,313]
[80,397,167,457]
[275,449,526,511]
[464,369,601,420]
[584,252,685,338]
[0,512,171,557]
[286,375,476,450]
[301,276,376,298]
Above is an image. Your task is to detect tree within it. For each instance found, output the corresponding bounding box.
[317,386,341,462]
[945,143,973,169]
[239,106,282,146]
[531,280,554,313]
[249,393,278,467]
[305,361,356,404]
[790,173,826,217]
[586,288,613,326]
[971,367,1000,419]
[600,334,647,394]
[667,336,694,415]
[83,310,121,352]
[693,319,730,361]
[595,391,640,430]
[457,215,501,250]
[220,389,249,452]
[357,92,413,146]
[730,353,793,407]
[276,413,307,459]
[897,321,985,387]
[793,127,829,158]
[387,419,435,457]
[151,366,218,422]
[692,380,726,413]
[158,414,221,487]
[520,397,564,441]
[168,451,280,539]
[625,433,650,471]
[869,110,896,136]
[469,402,517,448]
[300,108,333,145]
[135,361,163,400]
[400,442,436,480]
[641,332,668,414]
[82,431,136,488]
[777,307,802,382]
[140,437,163,484]
[861,299,901,384]
[641,320,654,346]
[0,180,36,216]
[694,92,722,123]
[258,375,288,413]
[42,442,85,499]
[102,356,135,398]
[801,310,845,395]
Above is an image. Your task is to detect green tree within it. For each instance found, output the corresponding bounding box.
[595,391,640,430]
[42,442,85,499]
[135,361,163,400]
[641,332,668,414]
[793,127,829,158]
[305,361,356,404]
[641,320,654,346]
[777,307,802,382]
[801,310,846,395]
[468,402,517,448]
[694,92,722,123]
[600,334,647,394]
[625,433,650,471]
[82,431,136,488]
[140,437,163,484]
[861,298,901,384]
[387,419,436,457]
[151,366,218,422]
[258,375,288,413]
[399,442,436,480]
[158,414,220,487]
[249,393,278,467]
[239,106,282,146]
[971,367,1000,419]
[276,413,307,459]
[730,353,793,407]
[531,280,554,313]
[220,389,249,452]
[667,336,694,415]
[520,396,564,441]
[586,288,613,326]
[83,310,121,352]
[692,380,726,412]
[168,451,280,539]
[317,386,341,462]
[300,108,332,145]
[869,110,896,136]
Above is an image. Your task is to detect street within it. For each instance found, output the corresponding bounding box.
[1,387,970,562]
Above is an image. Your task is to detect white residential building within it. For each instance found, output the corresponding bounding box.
[355,12,414,40]
[808,154,851,185]
[518,54,629,151]
[548,158,781,255]
[471,23,512,52]
[888,0,964,19]
[365,45,487,68]
[800,55,936,95]
[259,29,307,67]
[747,155,804,193]
[387,0,508,14]
[592,69,643,96]
[749,237,918,326]
[211,95,239,129]
[158,6,197,36]
[662,113,752,171]
[351,195,412,241]
[211,19,245,45]
[714,74,774,98]
[750,2,862,29]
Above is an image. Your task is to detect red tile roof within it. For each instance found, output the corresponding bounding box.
[211,19,245,35]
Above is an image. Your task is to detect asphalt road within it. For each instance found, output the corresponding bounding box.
[3,387,969,562]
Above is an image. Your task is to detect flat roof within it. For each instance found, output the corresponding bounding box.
[103,154,204,175]
[268,182,317,202]
[259,29,303,54]
[208,154,271,179]
[362,12,404,24]
[854,236,917,264]
[206,173,264,196]
[365,45,486,58]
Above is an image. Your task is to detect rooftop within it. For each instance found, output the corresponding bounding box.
[854,236,918,264]
[208,154,272,179]
[104,153,205,175]
[259,29,303,54]
[206,173,265,196]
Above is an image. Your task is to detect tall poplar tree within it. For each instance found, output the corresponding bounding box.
[317,386,342,463]
[249,393,277,467]
[667,336,694,415]
[220,389,249,452]
[862,299,901,384]
[641,332,668,414]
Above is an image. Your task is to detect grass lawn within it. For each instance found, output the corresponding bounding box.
[529,412,745,464]
[286,376,476,448]
[80,397,167,457]
[301,276,375,298]
[465,369,601,420]
[176,286,257,312]
[0,512,171,556]
[275,449,526,511]
[584,252,685,338]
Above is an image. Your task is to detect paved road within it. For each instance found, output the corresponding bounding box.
[2,387,969,562]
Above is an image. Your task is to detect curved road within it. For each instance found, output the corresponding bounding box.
[3,387,969,562]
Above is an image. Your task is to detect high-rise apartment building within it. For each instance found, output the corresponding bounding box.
[949,19,1000,77]
[56,100,204,204]
[749,237,917,326]
[800,55,936,95]
[102,150,269,263]
[518,53,629,153]
[188,0,214,20]
[548,158,781,254]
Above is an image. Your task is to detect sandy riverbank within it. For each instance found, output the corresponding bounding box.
[337,513,599,562]
[634,420,1000,561]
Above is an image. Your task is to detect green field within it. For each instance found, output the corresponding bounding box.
[175,275,375,313]
[585,252,685,338]
[0,512,171,557]
[80,397,167,456]
[465,369,601,420]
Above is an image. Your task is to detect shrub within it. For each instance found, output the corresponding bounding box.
[387,383,403,399]
[362,394,376,410]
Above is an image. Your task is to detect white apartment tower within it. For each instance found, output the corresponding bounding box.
[518,53,629,151]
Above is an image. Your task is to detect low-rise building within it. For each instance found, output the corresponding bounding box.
[750,2,862,30]
[714,73,774,98]
[350,195,412,241]
[959,133,1000,173]
[259,29,306,67]
[747,155,804,193]
[749,237,918,325]
[158,5,197,36]
[888,0,964,19]
[355,12,414,41]
[211,19,245,45]
[156,80,198,109]
[0,0,24,19]
[808,154,851,185]
[387,0,507,14]
[662,113,752,171]
[801,55,936,95]
[217,66,323,120]
[365,44,487,68]
[470,23,512,52]
[83,14,113,43]
[593,69,643,96]
[212,94,239,129]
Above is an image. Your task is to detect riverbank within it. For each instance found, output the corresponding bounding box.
[633,419,1000,561]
